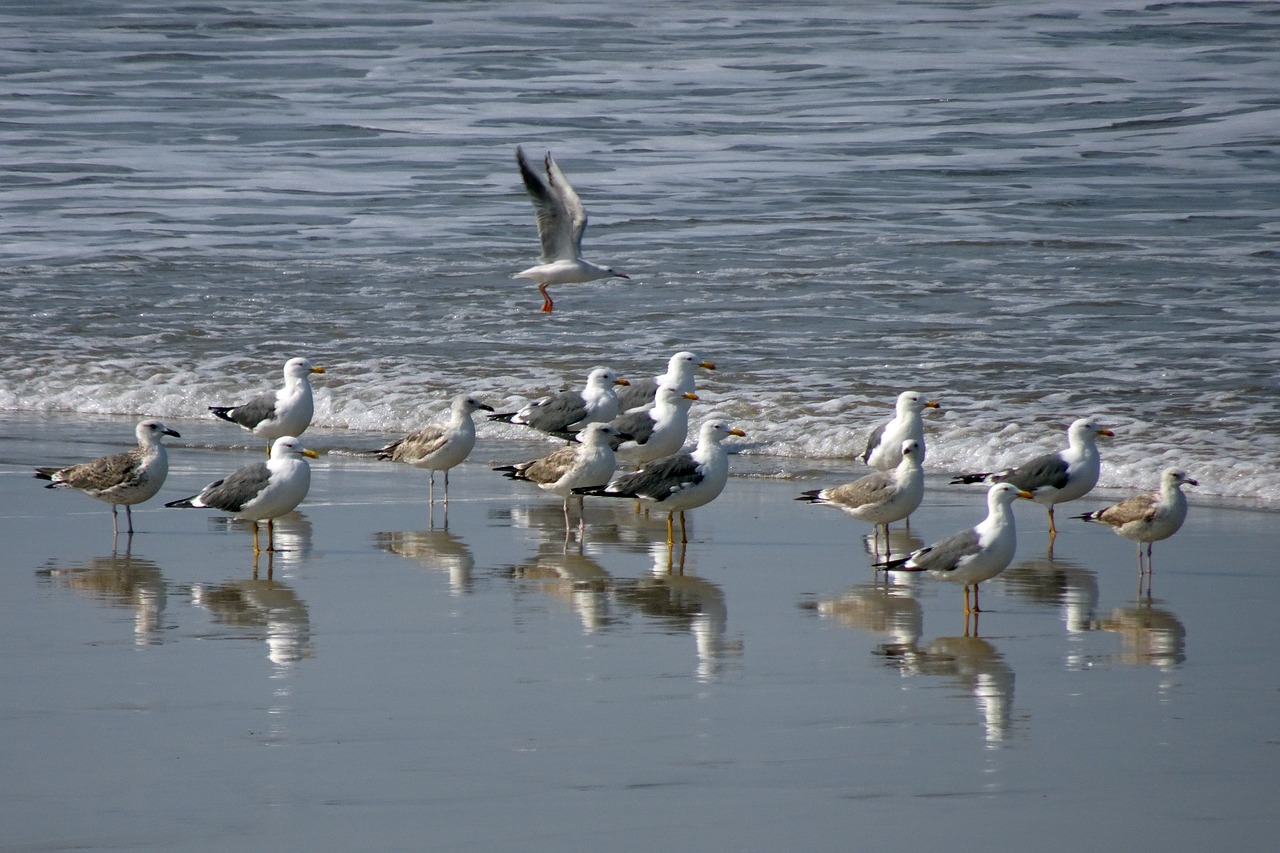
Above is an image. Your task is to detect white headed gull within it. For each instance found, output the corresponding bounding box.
[615,351,716,412]
[35,419,181,536]
[167,436,318,553]
[609,385,699,466]
[489,367,629,441]
[209,357,325,450]
[889,482,1034,613]
[373,393,494,504]
[576,420,746,545]
[862,391,940,470]
[951,417,1114,539]
[513,146,630,313]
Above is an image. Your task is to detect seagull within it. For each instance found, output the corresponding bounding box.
[489,367,629,441]
[372,394,494,505]
[615,351,716,412]
[886,483,1034,613]
[609,385,699,466]
[494,422,625,533]
[34,419,181,536]
[950,417,1114,539]
[166,436,318,553]
[1074,467,1197,573]
[512,146,630,313]
[209,357,326,450]
[797,439,925,562]
[862,391,940,470]
[575,420,746,545]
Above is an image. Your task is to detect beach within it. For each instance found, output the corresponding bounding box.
[2,409,1277,852]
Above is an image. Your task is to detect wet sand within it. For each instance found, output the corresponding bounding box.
[2,411,1277,852]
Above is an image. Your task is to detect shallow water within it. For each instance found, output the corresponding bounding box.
[2,410,1278,852]
[2,0,1279,502]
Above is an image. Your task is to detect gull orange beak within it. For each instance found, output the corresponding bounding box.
[925,400,940,409]
[729,428,747,438]
[311,366,326,375]
[683,392,699,401]
[614,378,630,386]
[1098,428,1115,437]
[302,449,319,459]
[700,360,716,370]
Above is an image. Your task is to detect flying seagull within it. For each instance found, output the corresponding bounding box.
[513,146,630,313]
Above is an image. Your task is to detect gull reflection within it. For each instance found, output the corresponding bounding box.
[615,542,741,681]
[863,527,925,568]
[816,575,924,653]
[998,552,1099,633]
[36,545,168,645]
[190,567,313,666]
[374,529,475,595]
[882,634,1017,747]
[207,512,313,566]
[1097,598,1186,670]
[508,539,615,632]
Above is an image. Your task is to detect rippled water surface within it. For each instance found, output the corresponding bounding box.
[3,0,1278,505]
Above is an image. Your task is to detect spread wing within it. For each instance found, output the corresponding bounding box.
[517,147,584,262]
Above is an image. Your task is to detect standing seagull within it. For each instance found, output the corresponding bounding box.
[576,420,747,545]
[489,367,629,441]
[863,391,941,470]
[209,357,326,451]
[513,146,630,313]
[887,483,1034,614]
[615,351,716,412]
[1074,467,1197,574]
[950,417,1114,539]
[166,436,318,553]
[372,394,494,505]
[610,385,699,466]
[797,439,925,562]
[494,422,625,533]
[35,419,181,536]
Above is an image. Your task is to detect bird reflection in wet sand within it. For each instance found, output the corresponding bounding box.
[190,572,313,666]
[618,542,742,681]
[374,529,475,595]
[814,576,923,654]
[998,552,1099,634]
[880,635,1017,746]
[36,546,168,645]
[206,513,313,571]
[1097,599,1186,670]
[507,539,615,632]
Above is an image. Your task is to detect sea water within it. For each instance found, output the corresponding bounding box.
[2,0,1278,502]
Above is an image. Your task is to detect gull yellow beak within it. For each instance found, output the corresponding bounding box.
[311,366,326,375]
[614,378,630,386]
[1016,490,1034,500]
[683,392,699,401]
[729,428,747,438]
[700,360,717,370]
[925,400,940,409]
[302,449,319,459]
